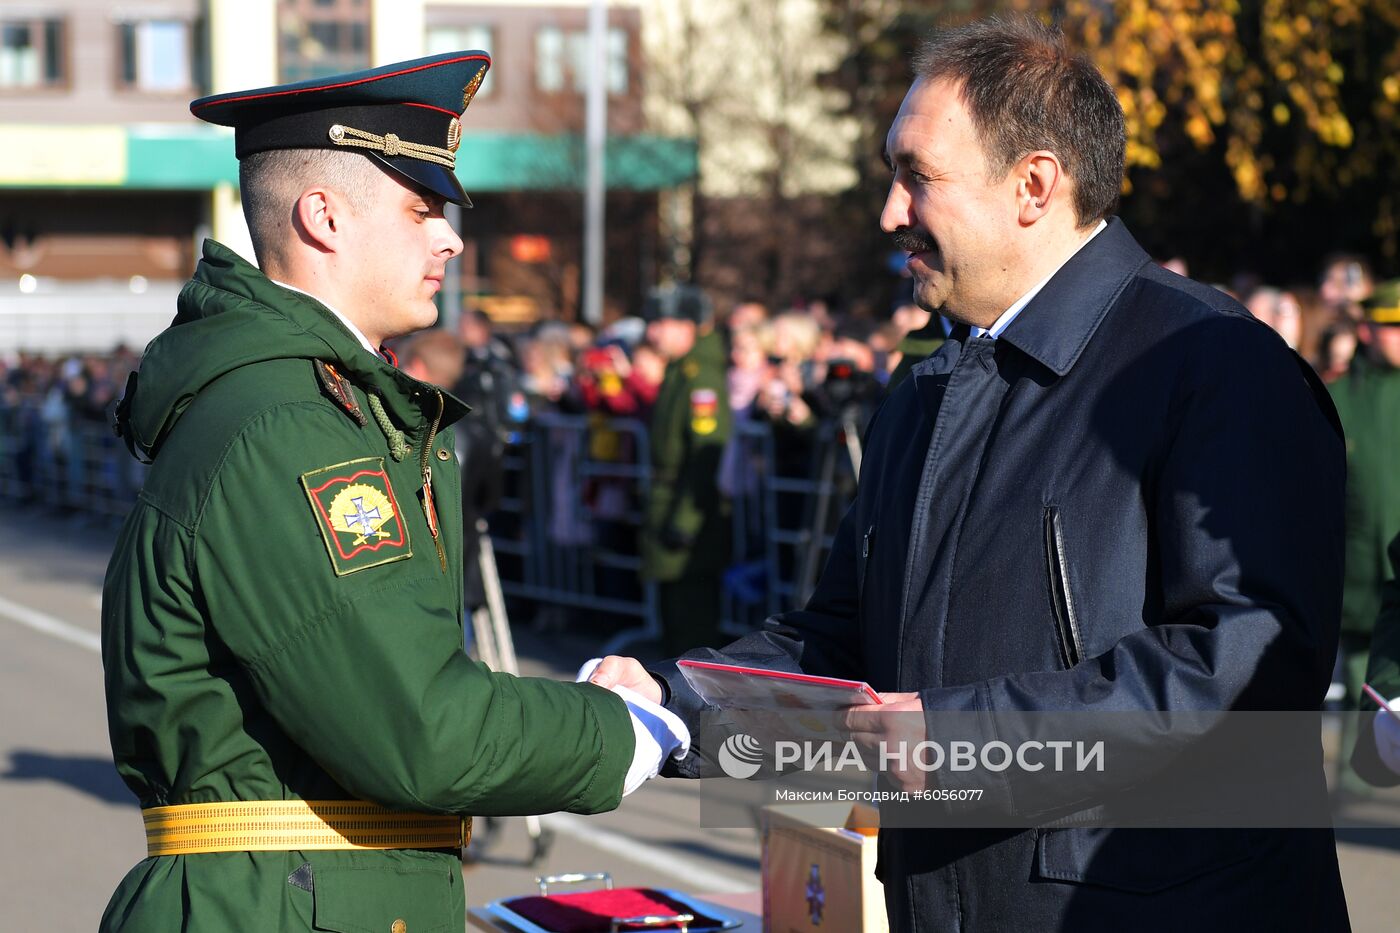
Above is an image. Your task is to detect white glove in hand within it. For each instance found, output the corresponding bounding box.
[577,658,691,796]
[1374,697,1400,776]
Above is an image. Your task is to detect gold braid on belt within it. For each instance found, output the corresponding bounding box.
[142,800,471,856]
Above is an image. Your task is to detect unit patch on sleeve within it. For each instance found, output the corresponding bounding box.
[300,457,412,575]
[690,388,719,436]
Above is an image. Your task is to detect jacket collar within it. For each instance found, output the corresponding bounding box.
[199,240,468,431]
[995,217,1151,377]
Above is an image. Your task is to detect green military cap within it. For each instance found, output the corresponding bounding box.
[190,50,490,207]
[642,284,713,324]
[1364,279,1400,325]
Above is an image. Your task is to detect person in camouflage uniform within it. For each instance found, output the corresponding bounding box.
[640,286,732,655]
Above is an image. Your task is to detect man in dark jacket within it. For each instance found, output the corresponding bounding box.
[591,16,1349,932]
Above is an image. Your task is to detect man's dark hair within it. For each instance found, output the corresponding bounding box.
[913,16,1126,227]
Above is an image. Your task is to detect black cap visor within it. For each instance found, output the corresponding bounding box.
[370,153,472,208]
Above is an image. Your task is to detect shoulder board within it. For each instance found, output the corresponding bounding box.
[313,360,368,427]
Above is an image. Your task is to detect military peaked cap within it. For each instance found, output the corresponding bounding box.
[642,284,713,324]
[191,51,490,207]
[1364,279,1400,325]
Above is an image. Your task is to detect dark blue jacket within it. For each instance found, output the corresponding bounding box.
[656,220,1349,931]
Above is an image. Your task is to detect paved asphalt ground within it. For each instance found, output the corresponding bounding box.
[2,510,1398,930]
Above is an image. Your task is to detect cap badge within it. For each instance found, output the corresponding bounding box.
[462,69,485,110]
[447,117,462,153]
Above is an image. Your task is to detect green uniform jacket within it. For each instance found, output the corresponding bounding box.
[1329,355,1400,635]
[1367,535,1400,702]
[101,241,633,933]
[1354,532,1400,787]
[641,329,731,582]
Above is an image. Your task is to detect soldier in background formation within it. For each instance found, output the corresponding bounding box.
[640,285,732,655]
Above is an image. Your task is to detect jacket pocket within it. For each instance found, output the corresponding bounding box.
[1043,506,1083,668]
[311,863,457,933]
[1034,827,1264,894]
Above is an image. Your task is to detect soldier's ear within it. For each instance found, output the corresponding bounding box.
[291,187,340,253]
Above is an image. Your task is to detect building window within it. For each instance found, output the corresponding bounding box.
[279,0,370,84]
[425,24,493,97]
[536,26,565,93]
[0,18,65,89]
[117,20,194,92]
[536,26,628,95]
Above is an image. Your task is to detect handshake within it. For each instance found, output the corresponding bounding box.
[577,656,685,796]
[1369,687,1400,777]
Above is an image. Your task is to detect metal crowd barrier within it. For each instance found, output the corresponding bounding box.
[0,398,859,649]
[722,418,858,635]
[0,402,141,519]
[487,410,663,655]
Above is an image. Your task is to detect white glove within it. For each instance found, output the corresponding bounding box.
[1373,696,1400,776]
[577,658,691,796]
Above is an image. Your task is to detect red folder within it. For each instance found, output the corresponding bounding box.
[677,660,881,710]
[503,888,719,932]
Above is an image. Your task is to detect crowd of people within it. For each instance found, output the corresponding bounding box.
[0,250,1386,518]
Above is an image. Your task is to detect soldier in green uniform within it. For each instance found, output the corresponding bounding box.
[1329,278,1400,796]
[1353,531,1400,786]
[100,52,686,933]
[640,286,732,655]
[886,283,946,391]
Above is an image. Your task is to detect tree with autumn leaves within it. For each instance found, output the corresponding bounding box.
[815,0,1400,296]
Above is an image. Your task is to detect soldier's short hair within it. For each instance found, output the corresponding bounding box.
[239,149,382,270]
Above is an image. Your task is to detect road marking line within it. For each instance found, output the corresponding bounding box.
[540,812,751,894]
[0,595,101,653]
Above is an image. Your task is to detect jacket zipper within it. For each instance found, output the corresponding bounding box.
[1044,506,1083,668]
[420,389,446,573]
[858,524,875,611]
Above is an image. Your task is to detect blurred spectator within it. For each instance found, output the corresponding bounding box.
[759,311,821,429]
[718,323,773,502]
[726,300,769,333]
[456,307,515,365]
[399,329,465,387]
[806,317,884,427]
[518,325,575,413]
[575,342,663,418]
[1244,286,1303,350]
[1320,253,1375,321]
[1317,319,1359,384]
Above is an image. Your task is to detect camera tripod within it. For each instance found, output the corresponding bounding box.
[795,405,865,608]
[468,518,555,866]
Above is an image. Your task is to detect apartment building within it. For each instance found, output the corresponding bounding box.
[0,0,695,349]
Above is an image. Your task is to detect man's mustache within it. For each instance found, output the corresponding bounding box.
[890,228,936,253]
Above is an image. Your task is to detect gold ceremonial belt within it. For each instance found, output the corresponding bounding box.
[142,800,471,857]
